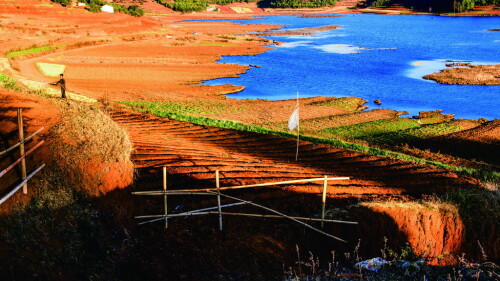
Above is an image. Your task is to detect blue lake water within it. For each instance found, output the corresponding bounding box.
[198,14,500,120]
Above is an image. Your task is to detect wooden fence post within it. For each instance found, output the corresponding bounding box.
[216,170,222,231]
[163,167,168,229]
[321,175,328,228]
[17,109,27,194]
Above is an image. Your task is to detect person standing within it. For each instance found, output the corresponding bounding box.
[51,73,66,98]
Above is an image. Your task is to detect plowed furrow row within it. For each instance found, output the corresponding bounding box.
[132,156,278,166]
[112,110,480,197]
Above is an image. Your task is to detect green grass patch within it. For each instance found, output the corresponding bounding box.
[0,72,23,91]
[6,45,56,58]
[311,97,365,112]
[119,101,500,184]
[369,123,463,145]
[36,62,66,77]
[320,118,421,140]
[119,100,245,116]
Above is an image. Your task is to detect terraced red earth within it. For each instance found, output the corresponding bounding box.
[111,109,481,199]
[423,120,500,166]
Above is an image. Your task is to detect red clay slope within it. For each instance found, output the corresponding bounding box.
[111,109,481,199]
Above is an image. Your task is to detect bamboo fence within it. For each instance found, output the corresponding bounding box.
[133,169,356,242]
[0,109,45,204]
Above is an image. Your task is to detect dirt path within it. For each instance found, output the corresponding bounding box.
[111,108,481,199]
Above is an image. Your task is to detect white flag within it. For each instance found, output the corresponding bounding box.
[288,104,299,131]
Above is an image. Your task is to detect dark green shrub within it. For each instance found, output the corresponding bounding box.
[156,0,208,13]
[51,0,72,6]
[127,5,145,16]
[269,0,337,8]
[88,3,101,12]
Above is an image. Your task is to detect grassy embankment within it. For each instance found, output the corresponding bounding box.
[118,100,500,186]
[5,40,108,62]
[0,72,134,279]
[5,45,58,58]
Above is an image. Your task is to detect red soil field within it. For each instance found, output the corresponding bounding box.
[111,108,481,198]
[1,0,498,272]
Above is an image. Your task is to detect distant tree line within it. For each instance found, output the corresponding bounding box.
[154,0,337,12]
[154,0,261,13]
[363,0,500,12]
[155,0,208,13]
[50,0,144,16]
[269,0,336,8]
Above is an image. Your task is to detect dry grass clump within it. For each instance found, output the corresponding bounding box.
[51,101,132,162]
[361,200,459,216]
[48,100,134,196]
[424,64,500,85]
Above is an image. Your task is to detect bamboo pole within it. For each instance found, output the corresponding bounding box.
[131,177,350,195]
[132,191,214,196]
[216,170,223,231]
[0,127,44,157]
[17,109,27,194]
[135,202,247,225]
[295,91,300,161]
[139,211,358,226]
[0,164,45,205]
[138,211,208,225]
[321,175,327,228]
[163,167,168,229]
[211,212,357,224]
[211,191,348,243]
[0,140,44,178]
[135,201,248,219]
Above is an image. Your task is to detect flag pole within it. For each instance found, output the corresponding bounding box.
[296,91,299,161]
